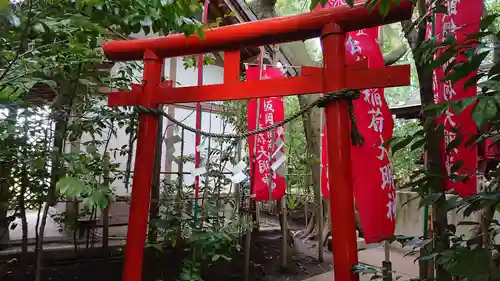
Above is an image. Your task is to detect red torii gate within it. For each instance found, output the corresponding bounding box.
[103,2,412,281]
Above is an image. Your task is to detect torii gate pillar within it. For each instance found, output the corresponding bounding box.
[321,22,359,281]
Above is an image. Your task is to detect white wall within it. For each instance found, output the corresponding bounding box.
[73,56,240,197]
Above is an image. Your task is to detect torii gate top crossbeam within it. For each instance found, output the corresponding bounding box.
[103,1,412,61]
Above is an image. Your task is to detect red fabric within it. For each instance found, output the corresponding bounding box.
[319,0,396,243]
[431,0,481,198]
[483,139,500,160]
[247,66,287,200]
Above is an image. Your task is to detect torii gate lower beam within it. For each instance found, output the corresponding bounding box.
[103,2,412,281]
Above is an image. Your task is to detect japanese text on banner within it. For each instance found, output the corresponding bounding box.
[319,0,396,243]
[247,66,287,201]
[431,0,480,198]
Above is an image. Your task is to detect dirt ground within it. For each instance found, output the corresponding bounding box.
[208,233,332,281]
[1,228,332,281]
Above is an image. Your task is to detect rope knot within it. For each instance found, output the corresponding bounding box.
[316,89,360,108]
[134,106,161,115]
[316,89,364,146]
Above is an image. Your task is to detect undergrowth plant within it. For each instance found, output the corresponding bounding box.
[147,134,251,281]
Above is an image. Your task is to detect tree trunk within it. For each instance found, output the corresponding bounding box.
[20,116,30,258]
[300,208,316,237]
[49,77,78,206]
[277,199,294,247]
[0,169,10,250]
[403,0,451,280]
[49,111,70,206]
[315,199,330,249]
[302,200,329,241]
[0,107,17,250]
[248,0,277,19]
[476,4,500,249]
[298,94,323,229]
[34,202,50,281]
[149,105,163,243]
[382,25,408,66]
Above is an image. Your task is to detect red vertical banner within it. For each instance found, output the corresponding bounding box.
[433,0,481,198]
[247,66,287,200]
[319,0,396,243]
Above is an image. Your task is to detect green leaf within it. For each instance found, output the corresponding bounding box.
[419,253,439,261]
[442,64,472,84]
[441,248,491,278]
[465,134,479,148]
[391,136,413,154]
[450,160,464,174]
[419,193,442,209]
[0,0,10,11]
[56,176,86,197]
[470,51,490,70]
[427,47,456,72]
[446,135,463,154]
[378,0,390,16]
[194,25,205,40]
[424,102,449,115]
[85,0,105,4]
[479,80,500,93]
[145,242,163,252]
[365,0,379,12]
[410,138,426,151]
[91,189,109,210]
[488,62,500,78]
[78,78,96,86]
[433,4,447,14]
[480,14,499,30]
[484,98,498,121]
[472,98,497,126]
[86,144,98,154]
[82,196,94,210]
[309,0,320,11]
[457,97,477,112]
[464,74,483,90]
[465,31,493,40]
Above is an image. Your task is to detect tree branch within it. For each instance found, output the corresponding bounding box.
[0,0,35,82]
[383,25,408,66]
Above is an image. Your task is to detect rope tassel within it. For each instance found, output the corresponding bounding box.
[347,100,364,146]
[317,89,364,146]
[133,89,364,145]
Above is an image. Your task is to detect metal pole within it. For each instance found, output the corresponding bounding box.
[318,103,325,262]
[164,57,178,182]
[234,140,242,215]
[382,241,392,281]
[281,196,288,268]
[267,129,276,200]
[102,152,110,249]
[320,23,359,281]
[122,50,164,281]
[253,49,265,223]
[194,0,210,222]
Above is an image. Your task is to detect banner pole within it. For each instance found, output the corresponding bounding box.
[193,0,210,222]
[318,103,325,262]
